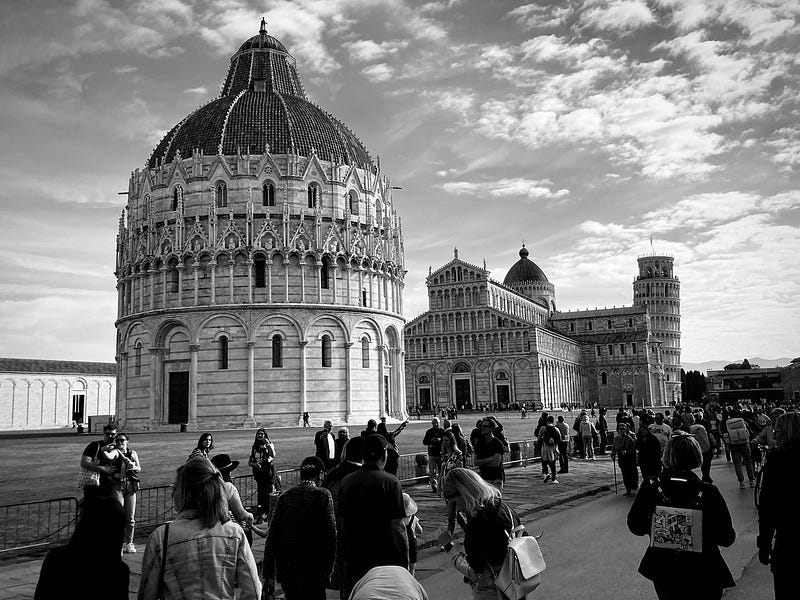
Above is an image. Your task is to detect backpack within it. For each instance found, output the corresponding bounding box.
[493,504,546,600]
[580,420,592,437]
[649,478,704,554]
[544,426,559,447]
[725,418,749,445]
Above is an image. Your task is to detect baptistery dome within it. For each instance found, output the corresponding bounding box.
[115,20,406,432]
[148,18,372,169]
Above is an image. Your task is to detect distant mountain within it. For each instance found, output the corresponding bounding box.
[682,357,796,373]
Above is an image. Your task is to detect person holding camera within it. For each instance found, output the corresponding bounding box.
[79,422,118,504]
[108,433,141,553]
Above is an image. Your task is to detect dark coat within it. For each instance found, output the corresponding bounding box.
[36,547,129,600]
[627,470,735,590]
[758,444,800,573]
[636,432,663,479]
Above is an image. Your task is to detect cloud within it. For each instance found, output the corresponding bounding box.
[440,178,569,201]
[578,0,656,33]
[346,39,406,63]
[507,3,572,29]
[361,63,394,82]
[183,86,208,95]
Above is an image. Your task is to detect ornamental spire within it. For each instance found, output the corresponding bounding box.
[260,16,267,36]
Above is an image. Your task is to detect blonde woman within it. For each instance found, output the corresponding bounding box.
[438,431,464,496]
[137,458,261,600]
[445,468,524,600]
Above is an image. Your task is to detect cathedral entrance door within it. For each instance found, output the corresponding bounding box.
[496,385,510,408]
[168,371,189,424]
[419,388,431,410]
[454,379,472,409]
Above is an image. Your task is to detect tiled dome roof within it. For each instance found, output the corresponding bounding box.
[148,19,372,169]
[503,246,549,285]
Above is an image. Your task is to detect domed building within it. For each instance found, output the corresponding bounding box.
[404,247,678,411]
[116,20,407,430]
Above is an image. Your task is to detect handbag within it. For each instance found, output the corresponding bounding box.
[493,504,546,600]
[77,443,101,488]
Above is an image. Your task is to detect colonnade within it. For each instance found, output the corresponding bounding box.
[406,330,532,360]
[539,359,583,410]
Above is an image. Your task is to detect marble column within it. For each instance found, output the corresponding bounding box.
[228,260,235,303]
[344,342,353,420]
[245,341,257,426]
[298,341,308,425]
[189,344,199,427]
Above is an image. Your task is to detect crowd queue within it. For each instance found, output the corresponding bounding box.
[34,398,799,600]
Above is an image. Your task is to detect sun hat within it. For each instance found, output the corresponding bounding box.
[210,453,240,472]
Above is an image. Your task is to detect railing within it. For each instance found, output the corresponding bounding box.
[0,440,537,555]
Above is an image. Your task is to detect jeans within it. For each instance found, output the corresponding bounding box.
[428,455,442,490]
[123,492,137,544]
[730,443,754,482]
[582,436,594,459]
[557,442,569,472]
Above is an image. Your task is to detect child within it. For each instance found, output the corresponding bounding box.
[402,493,423,575]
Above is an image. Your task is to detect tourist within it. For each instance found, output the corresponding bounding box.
[451,422,471,457]
[534,411,549,462]
[211,453,256,545]
[473,418,505,490]
[113,433,141,553]
[627,433,735,600]
[757,412,800,600]
[538,415,561,483]
[302,411,310,427]
[263,456,336,600]
[35,496,129,600]
[187,432,213,461]
[611,423,638,495]
[402,493,423,576]
[555,415,570,474]
[635,424,662,481]
[338,434,408,599]
[377,416,409,476]
[648,413,672,454]
[422,417,445,494]
[597,407,609,454]
[361,418,379,438]
[334,427,350,464]
[446,468,525,600]
[725,408,756,489]
[314,420,337,470]
[349,566,429,600]
[577,411,597,459]
[138,457,261,600]
[247,428,275,523]
[688,414,713,483]
[439,430,465,494]
[322,437,364,514]
[79,422,117,504]
[754,408,785,451]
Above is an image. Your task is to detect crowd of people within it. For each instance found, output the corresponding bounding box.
[37,398,799,600]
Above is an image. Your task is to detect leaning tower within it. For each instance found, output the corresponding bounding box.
[114,20,407,431]
[633,255,681,404]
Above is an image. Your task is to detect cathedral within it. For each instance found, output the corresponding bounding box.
[115,21,406,431]
[404,248,681,411]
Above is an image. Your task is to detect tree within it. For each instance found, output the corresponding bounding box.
[741,358,752,369]
[742,375,753,390]
[758,374,772,389]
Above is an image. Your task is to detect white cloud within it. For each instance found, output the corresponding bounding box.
[183,86,208,95]
[440,178,569,201]
[507,3,572,29]
[579,0,656,33]
[361,63,394,82]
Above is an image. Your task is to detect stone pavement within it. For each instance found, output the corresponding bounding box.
[0,456,615,599]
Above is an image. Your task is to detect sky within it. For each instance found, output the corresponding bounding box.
[0,0,798,365]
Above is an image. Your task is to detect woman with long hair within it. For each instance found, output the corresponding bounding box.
[113,433,141,553]
[445,468,524,600]
[627,433,735,600]
[247,428,275,522]
[137,457,261,600]
[187,432,214,460]
[757,412,800,600]
[35,496,129,600]
[438,431,464,495]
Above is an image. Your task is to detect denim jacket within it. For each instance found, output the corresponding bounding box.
[137,510,261,600]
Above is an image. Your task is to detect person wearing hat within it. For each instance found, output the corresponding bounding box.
[338,434,408,599]
[377,416,409,477]
[263,456,336,600]
[473,419,505,490]
[210,454,255,543]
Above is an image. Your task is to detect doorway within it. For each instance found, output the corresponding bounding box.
[496,385,510,408]
[626,393,633,407]
[455,379,472,409]
[418,388,431,411]
[71,394,86,424]
[168,371,189,424]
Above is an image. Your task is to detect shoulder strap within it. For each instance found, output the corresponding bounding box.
[159,522,170,598]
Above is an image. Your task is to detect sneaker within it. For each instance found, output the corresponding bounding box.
[543,475,551,483]
[749,480,756,488]
[123,543,137,554]
[551,479,559,484]
[590,457,595,461]
[739,481,746,489]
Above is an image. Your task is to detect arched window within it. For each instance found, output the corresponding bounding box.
[262,181,275,207]
[172,186,183,211]
[601,372,608,385]
[215,181,227,208]
[219,336,229,369]
[134,342,142,375]
[307,183,319,209]
[320,258,330,289]
[169,265,179,293]
[322,335,332,367]
[254,256,266,288]
[361,288,368,307]
[349,190,359,214]
[271,335,283,368]
[362,338,370,368]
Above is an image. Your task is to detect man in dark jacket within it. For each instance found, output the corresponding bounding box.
[422,418,444,493]
[635,424,662,480]
[338,435,408,600]
[263,456,336,600]
[314,420,336,470]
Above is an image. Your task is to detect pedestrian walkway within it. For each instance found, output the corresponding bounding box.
[0,457,615,599]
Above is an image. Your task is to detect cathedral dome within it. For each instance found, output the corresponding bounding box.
[503,246,549,285]
[147,19,372,169]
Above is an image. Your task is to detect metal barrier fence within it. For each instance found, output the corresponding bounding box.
[1,439,537,554]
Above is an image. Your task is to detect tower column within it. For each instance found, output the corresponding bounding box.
[189,344,199,427]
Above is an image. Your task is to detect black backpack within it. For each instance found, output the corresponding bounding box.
[544,426,559,447]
